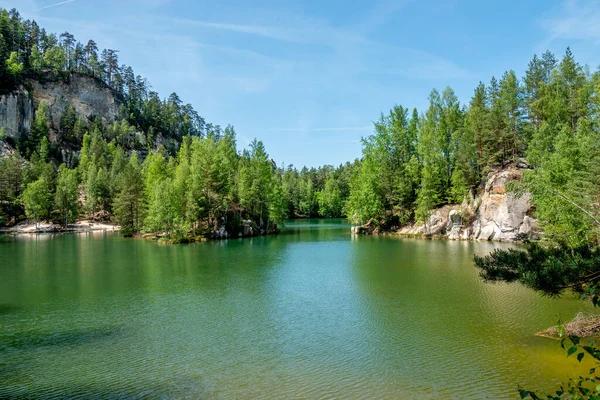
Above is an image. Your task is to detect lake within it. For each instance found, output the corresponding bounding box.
[0,219,592,399]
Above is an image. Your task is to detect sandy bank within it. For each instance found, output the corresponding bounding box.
[0,220,120,234]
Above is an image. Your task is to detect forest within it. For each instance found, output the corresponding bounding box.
[0,7,354,240]
[0,5,599,247]
[346,49,600,247]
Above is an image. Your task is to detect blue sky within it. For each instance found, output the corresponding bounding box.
[3,0,600,167]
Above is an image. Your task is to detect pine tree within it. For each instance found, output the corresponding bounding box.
[416,89,446,220]
[59,105,77,143]
[113,153,144,236]
[499,70,524,161]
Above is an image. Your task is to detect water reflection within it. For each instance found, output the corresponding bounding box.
[0,221,593,399]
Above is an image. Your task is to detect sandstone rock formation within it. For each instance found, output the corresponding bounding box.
[364,167,540,242]
[0,73,122,141]
[470,169,538,241]
[31,73,122,130]
[0,88,33,139]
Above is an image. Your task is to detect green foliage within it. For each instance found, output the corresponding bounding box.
[145,178,177,235]
[54,164,78,226]
[43,46,67,73]
[112,153,144,236]
[269,175,287,225]
[20,178,52,224]
[475,244,600,297]
[59,105,77,143]
[345,156,385,224]
[238,139,274,226]
[0,154,24,222]
[521,122,600,247]
[346,105,421,225]
[416,89,449,221]
[499,70,525,162]
[28,100,50,155]
[84,164,109,216]
[5,51,22,77]
[317,176,343,218]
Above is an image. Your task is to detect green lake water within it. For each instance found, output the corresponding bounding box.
[0,219,593,399]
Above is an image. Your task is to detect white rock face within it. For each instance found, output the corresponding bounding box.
[0,88,34,139]
[31,73,122,129]
[395,167,539,242]
[446,209,463,240]
[471,169,538,241]
[0,73,122,142]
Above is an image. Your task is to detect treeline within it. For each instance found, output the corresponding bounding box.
[0,117,355,239]
[1,123,288,239]
[280,162,355,218]
[346,48,600,239]
[0,123,355,229]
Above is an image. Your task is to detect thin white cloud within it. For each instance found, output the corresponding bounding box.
[167,14,473,81]
[354,0,415,34]
[39,0,76,10]
[539,0,600,43]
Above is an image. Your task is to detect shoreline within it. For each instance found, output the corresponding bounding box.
[351,224,535,243]
[0,220,120,235]
[0,220,280,244]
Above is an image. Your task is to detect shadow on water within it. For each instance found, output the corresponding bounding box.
[0,325,124,352]
[0,325,144,399]
[0,304,19,315]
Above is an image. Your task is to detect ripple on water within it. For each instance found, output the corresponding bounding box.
[0,224,594,398]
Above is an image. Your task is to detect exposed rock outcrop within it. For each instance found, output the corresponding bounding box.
[31,73,122,131]
[355,167,540,242]
[0,140,15,157]
[351,220,376,235]
[0,73,122,141]
[0,87,34,139]
[471,169,538,241]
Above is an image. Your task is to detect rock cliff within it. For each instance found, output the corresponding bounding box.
[353,167,540,242]
[0,88,33,139]
[31,73,122,130]
[0,73,122,140]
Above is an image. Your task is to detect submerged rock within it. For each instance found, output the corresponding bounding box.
[536,313,600,339]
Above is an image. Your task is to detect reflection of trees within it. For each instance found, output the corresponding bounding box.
[1,231,295,399]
